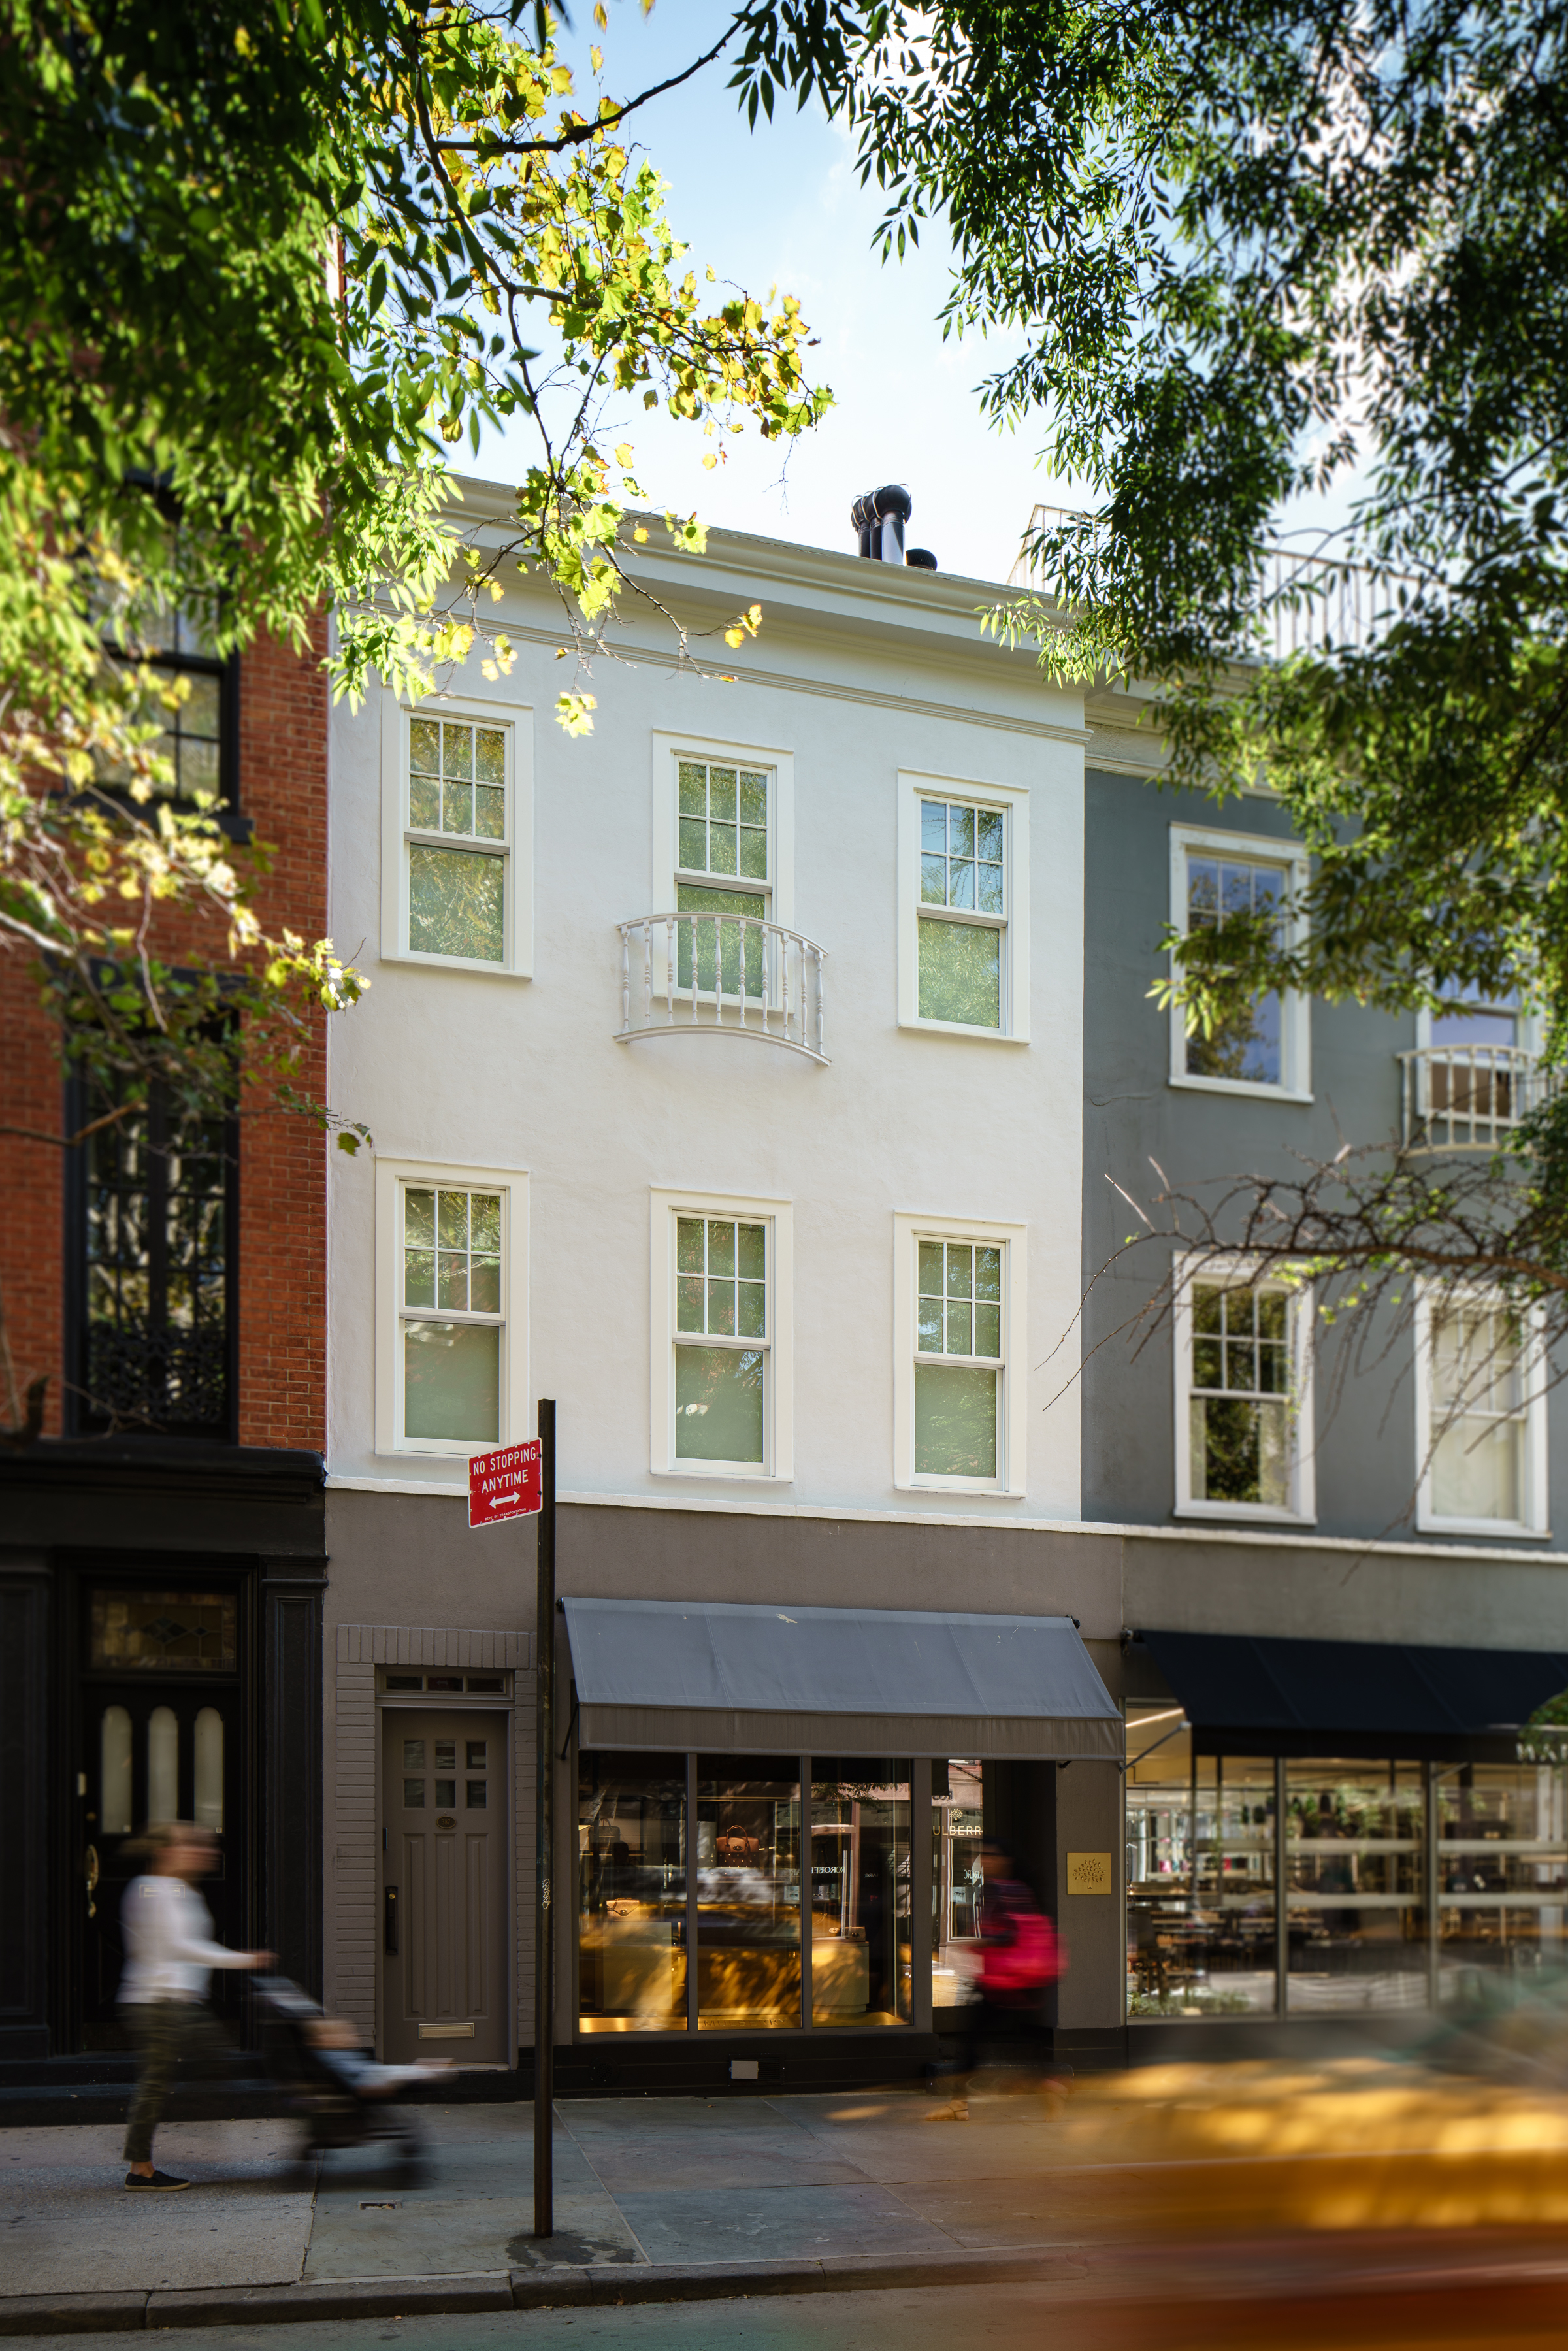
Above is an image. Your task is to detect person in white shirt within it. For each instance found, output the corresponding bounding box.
[120,1822,272,2191]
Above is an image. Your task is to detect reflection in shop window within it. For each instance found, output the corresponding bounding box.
[698,1759,800,2030]
[578,1752,687,2032]
[1438,1758,1568,1996]
[1286,1760,1426,2011]
[1125,1717,1277,2016]
[932,1758,984,2013]
[809,1763,911,2027]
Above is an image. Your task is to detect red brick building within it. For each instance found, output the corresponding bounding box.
[0,625,332,2067]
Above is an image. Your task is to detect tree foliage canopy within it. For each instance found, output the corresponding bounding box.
[0,0,831,1140]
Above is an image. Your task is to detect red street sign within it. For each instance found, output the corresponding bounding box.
[468,1439,542,1530]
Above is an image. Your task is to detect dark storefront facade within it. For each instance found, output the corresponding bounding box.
[1124,1629,1568,2026]
[0,1446,325,2065]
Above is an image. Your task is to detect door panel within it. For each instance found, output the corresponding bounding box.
[80,1682,243,2037]
[382,1709,508,2064]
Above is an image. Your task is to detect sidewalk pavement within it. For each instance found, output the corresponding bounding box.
[5,2089,1568,2336]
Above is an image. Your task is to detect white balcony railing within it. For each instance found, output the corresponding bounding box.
[1397,1047,1545,1149]
[615,913,828,1064]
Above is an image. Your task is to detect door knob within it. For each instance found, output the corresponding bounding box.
[84,1844,99,1920]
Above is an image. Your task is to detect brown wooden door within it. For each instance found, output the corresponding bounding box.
[380,1710,508,2064]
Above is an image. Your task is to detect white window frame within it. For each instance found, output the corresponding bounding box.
[1172,1251,1316,1525]
[1414,1284,1548,1537]
[644,732,795,1008]
[1168,823,1311,1101]
[897,771,1031,1044]
[374,1155,530,1458]
[649,1186,793,1483]
[893,1212,1028,1495]
[380,691,534,977]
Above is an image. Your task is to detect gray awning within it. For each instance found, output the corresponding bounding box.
[561,1598,1123,1760]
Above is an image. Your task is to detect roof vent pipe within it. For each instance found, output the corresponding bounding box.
[851,484,913,562]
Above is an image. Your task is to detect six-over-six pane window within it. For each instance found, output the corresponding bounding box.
[675,1216,768,1464]
[918,798,1005,1028]
[674,757,771,999]
[401,1185,504,1443]
[915,1239,1004,1479]
[1186,1279,1295,1512]
[407,715,509,963]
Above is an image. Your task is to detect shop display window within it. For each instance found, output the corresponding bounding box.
[577,1752,687,2033]
[809,1761,911,2026]
[1437,1760,1568,1998]
[1125,1718,1277,2016]
[932,1758,984,2012]
[1285,1760,1426,2011]
[696,1758,801,2030]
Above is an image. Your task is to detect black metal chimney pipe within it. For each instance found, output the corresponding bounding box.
[851,484,913,562]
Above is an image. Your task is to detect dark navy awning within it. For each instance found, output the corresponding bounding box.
[1137,1629,1568,1759]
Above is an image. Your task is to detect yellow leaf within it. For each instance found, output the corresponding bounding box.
[724,628,744,648]
[702,453,718,470]
[615,443,634,465]
[593,1,607,21]
[634,527,649,543]
[590,42,603,71]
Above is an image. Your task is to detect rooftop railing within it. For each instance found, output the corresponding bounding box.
[615,912,828,1064]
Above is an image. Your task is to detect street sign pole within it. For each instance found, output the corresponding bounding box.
[533,1398,556,2241]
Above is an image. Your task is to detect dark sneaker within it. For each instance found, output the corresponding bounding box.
[124,2169,189,2191]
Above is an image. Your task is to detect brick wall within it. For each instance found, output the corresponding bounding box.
[0,621,329,1450]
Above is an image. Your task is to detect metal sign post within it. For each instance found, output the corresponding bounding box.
[465,1426,551,2236]
[533,1398,556,2241]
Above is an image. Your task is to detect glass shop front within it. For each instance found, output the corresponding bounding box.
[1126,1703,1568,2020]
[577,1751,1004,2037]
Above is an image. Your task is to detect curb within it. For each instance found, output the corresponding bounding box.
[0,2250,1090,2334]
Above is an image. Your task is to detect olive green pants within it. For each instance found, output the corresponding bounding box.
[122,2000,238,2164]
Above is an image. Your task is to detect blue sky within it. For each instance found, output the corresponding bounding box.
[477,1,1050,585]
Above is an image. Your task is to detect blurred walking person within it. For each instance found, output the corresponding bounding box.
[927,1841,1063,2120]
[119,1822,272,2190]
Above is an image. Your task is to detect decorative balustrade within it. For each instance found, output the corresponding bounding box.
[1397,1046,1545,1149]
[615,913,828,1064]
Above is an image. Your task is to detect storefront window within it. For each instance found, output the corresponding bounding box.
[1437,1759,1568,1999]
[1286,1760,1426,2011]
[932,1758,983,2012]
[1125,1717,1277,2016]
[809,1762,911,2026]
[578,1752,687,2033]
[696,1758,801,2030]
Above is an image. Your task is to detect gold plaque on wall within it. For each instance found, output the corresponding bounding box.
[1066,1851,1113,1895]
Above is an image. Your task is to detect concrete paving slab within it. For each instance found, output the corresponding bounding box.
[0,2121,306,2196]
[611,2180,953,2266]
[304,2190,644,2282]
[0,2191,312,2297]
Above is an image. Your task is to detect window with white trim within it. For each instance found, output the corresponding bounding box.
[898,772,1030,1042]
[650,1190,792,1480]
[1173,1260,1315,1522]
[374,1158,529,1456]
[893,1213,1028,1492]
[1416,1291,1547,1534]
[380,697,533,975]
[675,756,772,997]
[1169,826,1309,1097]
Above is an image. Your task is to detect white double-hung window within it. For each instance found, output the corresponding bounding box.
[893,1213,1028,1493]
[380,697,533,975]
[1416,1289,1547,1535]
[649,1188,793,1480]
[898,772,1030,1040]
[1174,1257,1315,1522]
[375,1157,529,1456]
[1169,825,1309,1098]
[647,732,794,1002]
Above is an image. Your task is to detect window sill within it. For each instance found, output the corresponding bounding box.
[380,949,532,980]
[899,1017,1029,1045]
[1169,1074,1312,1105]
[1173,1502,1316,1528]
[652,1464,792,1485]
[900,1477,1025,1500]
[1416,1514,1552,1541]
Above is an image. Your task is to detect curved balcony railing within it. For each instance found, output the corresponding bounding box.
[1398,1045,1544,1149]
[615,913,828,1064]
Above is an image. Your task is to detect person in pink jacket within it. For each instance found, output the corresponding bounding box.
[927,1841,1064,2120]
[118,1822,272,2190]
